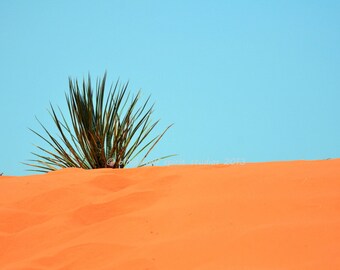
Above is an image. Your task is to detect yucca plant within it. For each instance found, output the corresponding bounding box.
[26,73,174,173]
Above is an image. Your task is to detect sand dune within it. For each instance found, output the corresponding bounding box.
[1,159,340,269]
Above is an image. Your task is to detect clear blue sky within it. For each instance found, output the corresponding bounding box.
[1,0,340,175]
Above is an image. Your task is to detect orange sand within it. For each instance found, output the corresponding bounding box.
[1,159,340,269]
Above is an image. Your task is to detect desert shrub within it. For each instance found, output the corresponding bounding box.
[26,73,173,172]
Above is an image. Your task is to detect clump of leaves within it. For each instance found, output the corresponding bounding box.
[26,73,174,173]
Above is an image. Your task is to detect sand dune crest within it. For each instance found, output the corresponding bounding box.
[1,160,340,269]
